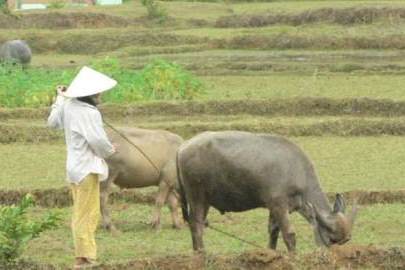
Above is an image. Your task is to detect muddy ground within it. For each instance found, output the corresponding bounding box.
[3,245,404,270]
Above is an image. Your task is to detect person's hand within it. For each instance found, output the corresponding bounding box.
[56,85,67,96]
[52,85,68,104]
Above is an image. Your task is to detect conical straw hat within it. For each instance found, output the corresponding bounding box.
[64,66,117,98]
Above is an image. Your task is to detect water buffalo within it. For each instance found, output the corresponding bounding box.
[0,40,32,64]
[177,131,357,252]
[102,127,183,231]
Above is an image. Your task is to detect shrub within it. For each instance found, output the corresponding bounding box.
[0,194,60,265]
[141,0,168,23]
[92,57,204,102]
[136,59,204,100]
[47,0,66,9]
[0,0,9,14]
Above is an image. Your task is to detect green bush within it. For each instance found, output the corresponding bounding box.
[141,0,168,23]
[92,57,204,102]
[0,194,60,265]
[47,0,66,9]
[0,0,9,14]
[136,59,204,100]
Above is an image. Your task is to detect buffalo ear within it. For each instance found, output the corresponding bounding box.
[333,193,346,214]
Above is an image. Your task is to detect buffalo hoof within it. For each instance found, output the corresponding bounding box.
[172,223,182,230]
[102,223,121,235]
[150,219,161,230]
[110,226,122,237]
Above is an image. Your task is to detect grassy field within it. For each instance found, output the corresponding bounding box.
[1,136,404,192]
[202,74,405,100]
[1,1,405,268]
[21,202,405,268]
[13,1,405,22]
[2,1,405,106]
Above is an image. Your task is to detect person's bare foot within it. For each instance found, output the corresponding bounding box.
[74,257,98,269]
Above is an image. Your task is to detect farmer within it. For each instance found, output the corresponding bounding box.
[47,66,117,269]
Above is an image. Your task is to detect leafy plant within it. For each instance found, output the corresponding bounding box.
[0,57,205,107]
[141,0,168,23]
[0,62,74,107]
[0,0,10,14]
[0,194,60,265]
[137,59,204,100]
[47,0,65,9]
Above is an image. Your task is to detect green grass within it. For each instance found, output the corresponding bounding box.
[19,1,405,22]
[1,136,405,191]
[0,58,203,107]
[203,74,405,100]
[0,143,66,190]
[3,68,405,108]
[170,23,405,39]
[22,202,405,268]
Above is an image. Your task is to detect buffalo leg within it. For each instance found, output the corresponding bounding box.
[190,202,208,252]
[167,190,182,229]
[100,172,118,232]
[268,212,280,249]
[150,180,170,229]
[270,204,296,252]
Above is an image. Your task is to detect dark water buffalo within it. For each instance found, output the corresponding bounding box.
[177,131,357,252]
[102,127,183,231]
[0,40,32,64]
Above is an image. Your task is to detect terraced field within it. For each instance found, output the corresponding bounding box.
[1,0,405,269]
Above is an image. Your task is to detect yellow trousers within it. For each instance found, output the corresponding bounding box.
[71,174,100,260]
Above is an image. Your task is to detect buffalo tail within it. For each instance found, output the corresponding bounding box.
[176,149,189,224]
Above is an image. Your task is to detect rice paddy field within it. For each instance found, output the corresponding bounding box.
[1,0,405,269]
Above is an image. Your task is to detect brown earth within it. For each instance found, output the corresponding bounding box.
[0,187,155,208]
[5,118,405,143]
[0,12,131,29]
[3,32,405,54]
[5,246,404,269]
[301,245,405,270]
[2,6,404,30]
[0,188,404,208]
[215,34,405,50]
[0,32,206,54]
[98,245,405,270]
[2,98,405,120]
[216,7,405,28]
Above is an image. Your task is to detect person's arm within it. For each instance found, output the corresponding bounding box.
[83,110,116,159]
[47,88,67,130]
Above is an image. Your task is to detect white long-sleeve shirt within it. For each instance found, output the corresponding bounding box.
[47,96,115,184]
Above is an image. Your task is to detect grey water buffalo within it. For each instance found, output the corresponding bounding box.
[0,40,32,64]
[177,131,357,252]
[102,127,184,231]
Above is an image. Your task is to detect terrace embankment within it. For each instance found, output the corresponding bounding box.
[2,6,405,30]
[4,98,405,141]
[2,98,405,120]
[1,188,404,208]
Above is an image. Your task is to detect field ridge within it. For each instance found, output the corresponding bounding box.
[2,97,405,119]
[1,188,404,208]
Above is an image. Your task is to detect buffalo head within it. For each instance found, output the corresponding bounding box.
[308,194,358,247]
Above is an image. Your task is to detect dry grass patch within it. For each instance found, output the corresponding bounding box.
[216,7,405,28]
